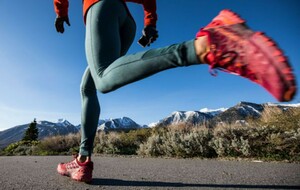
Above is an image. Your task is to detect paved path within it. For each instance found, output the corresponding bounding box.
[0,156,299,190]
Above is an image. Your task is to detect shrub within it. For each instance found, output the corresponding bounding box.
[93,131,111,154]
[3,140,40,156]
[258,106,300,131]
[93,128,152,155]
[210,123,300,161]
[37,133,81,155]
[138,124,216,158]
[211,124,256,157]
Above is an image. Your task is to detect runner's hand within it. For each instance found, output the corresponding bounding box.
[138,25,158,47]
[55,16,70,33]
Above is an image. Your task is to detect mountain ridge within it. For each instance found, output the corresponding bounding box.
[148,102,300,127]
[1,102,299,149]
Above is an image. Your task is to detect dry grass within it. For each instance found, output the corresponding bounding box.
[2,107,299,162]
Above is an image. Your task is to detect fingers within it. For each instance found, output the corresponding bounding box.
[148,33,158,46]
[55,21,64,33]
[150,33,158,43]
[55,17,65,33]
[65,16,71,26]
[142,26,159,46]
[55,16,70,34]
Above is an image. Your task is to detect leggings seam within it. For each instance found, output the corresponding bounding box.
[89,6,99,78]
[102,51,175,78]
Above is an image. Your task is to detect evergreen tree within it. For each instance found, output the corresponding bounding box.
[23,119,39,141]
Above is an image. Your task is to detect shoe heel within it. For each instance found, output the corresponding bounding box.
[284,86,297,101]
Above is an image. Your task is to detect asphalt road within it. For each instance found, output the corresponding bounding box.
[0,156,299,190]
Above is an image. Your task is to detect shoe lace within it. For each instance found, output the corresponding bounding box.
[208,49,238,76]
[63,153,79,169]
[208,48,257,82]
[197,29,238,76]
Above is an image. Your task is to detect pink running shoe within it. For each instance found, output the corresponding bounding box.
[57,155,93,183]
[196,10,296,102]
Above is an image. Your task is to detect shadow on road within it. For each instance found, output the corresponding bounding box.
[90,178,300,189]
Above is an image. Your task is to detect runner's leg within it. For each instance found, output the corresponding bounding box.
[80,0,136,156]
[86,0,201,94]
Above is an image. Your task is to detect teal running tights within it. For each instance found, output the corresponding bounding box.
[80,0,200,156]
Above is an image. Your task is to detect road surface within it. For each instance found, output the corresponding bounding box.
[0,156,299,190]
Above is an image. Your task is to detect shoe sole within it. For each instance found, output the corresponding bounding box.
[57,169,92,183]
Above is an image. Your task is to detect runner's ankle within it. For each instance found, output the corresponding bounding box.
[77,155,90,163]
[194,36,209,63]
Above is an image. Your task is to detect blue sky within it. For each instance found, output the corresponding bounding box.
[0,0,299,131]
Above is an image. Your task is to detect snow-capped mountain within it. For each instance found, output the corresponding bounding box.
[75,117,146,131]
[37,119,79,138]
[153,111,213,127]
[199,108,228,117]
[212,102,300,125]
[0,119,79,149]
[210,102,264,125]
[97,117,146,131]
[150,102,300,127]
